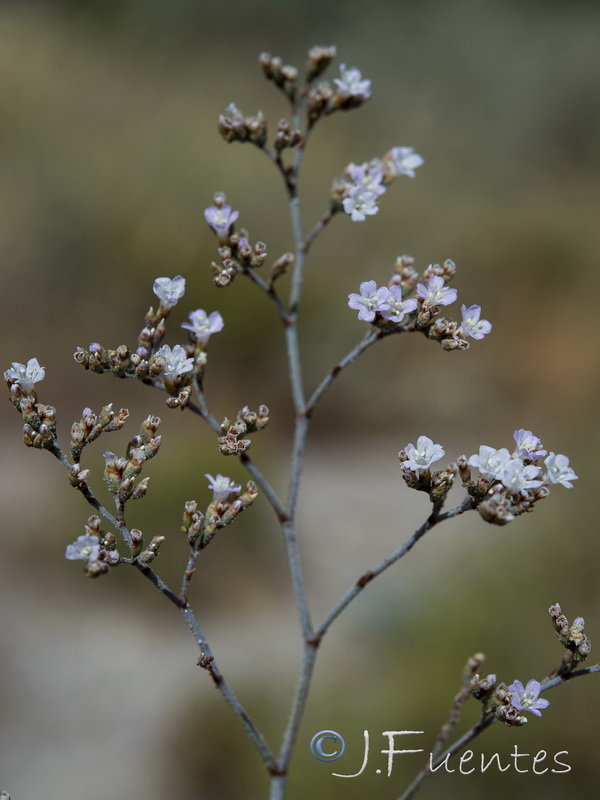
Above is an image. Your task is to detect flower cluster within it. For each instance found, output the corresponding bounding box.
[549,603,592,664]
[203,193,271,286]
[334,146,424,222]
[181,476,258,550]
[218,405,270,455]
[347,260,491,350]
[65,516,121,578]
[467,429,577,502]
[398,430,577,525]
[468,667,550,727]
[72,276,224,407]
[494,678,549,726]
[4,358,45,397]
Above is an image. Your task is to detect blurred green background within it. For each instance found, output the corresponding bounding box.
[1,1,599,798]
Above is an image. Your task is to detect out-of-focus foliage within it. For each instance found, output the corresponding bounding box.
[1,2,599,799]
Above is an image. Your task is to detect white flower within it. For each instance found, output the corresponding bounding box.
[386,146,424,178]
[205,473,242,501]
[498,460,543,492]
[342,185,380,221]
[156,344,195,378]
[347,281,391,322]
[468,445,511,479]
[380,285,418,323]
[513,429,546,460]
[4,357,45,395]
[65,534,100,563]
[334,64,371,97]
[402,435,445,470]
[153,276,186,308]
[460,304,492,340]
[416,275,457,307]
[181,309,225,344]
[544,453,578,489]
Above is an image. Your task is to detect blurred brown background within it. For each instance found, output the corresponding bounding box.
[1,1,599,798]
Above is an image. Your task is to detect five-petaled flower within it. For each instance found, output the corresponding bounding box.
[182,310,225,345]
[204,204,239,234]
[460,304,492,340]
[508,679,550,718]
[416,274,457,307]
[155,344,195,378]
[544,452,578,488]
[347,281,391,321]
[333,64,371,98]
[468,445,511,479]
[65,534,100,563]
[205,473,242,502]
[402,435,445,470]
[498,459,543,492]
[386,146,424,179]
[346,162,386,197]
[4,358,45,395]
[342,185,380,221]
[153,276,186,309]
[380,286,418,323]
[513,429,547,460]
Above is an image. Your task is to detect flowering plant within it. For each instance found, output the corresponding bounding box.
[3,45,597,800]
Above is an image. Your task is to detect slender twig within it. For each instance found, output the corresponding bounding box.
[186,379,287,519]
[73,480,128,544]
[242,267,289,321]
[115,498,133,548]
[430,678,472,760]
[128,555,277,771]
[303,210,335,256]
[306,328,381,414]
[240,453,287,520]
[397,663,600,800]
[178,605,278,772]
[314,497,474,642]
[180,549,200,604]
[130,558,183,608]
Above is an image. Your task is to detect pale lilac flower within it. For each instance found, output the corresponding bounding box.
[380,285,418,323]
[508,679,550,718]
[153,276,186,308]
[347,281,391,321]
[4,358,45,395]
[205,473,242,502]
[386,146,424,178]
[513,429,547,460]
[334,64,371,98]
[346,162,386,197]
[156,344,195,378]
[460,304,492,340]
[402,435,445,470]
[416,275,457,307]
[181,309,225,344]
[544,453,578,488]
[342,185,380,221]
[498,459,543,491]
[65,534,100,563]
[468,445,511,479]
[204,204,239,234]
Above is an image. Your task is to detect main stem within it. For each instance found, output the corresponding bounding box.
[269,104,320,799]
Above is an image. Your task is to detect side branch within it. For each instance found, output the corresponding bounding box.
[397,664,600,800]
[306,328,381,414]
[314,497,474,642]
[179,606,278,772]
